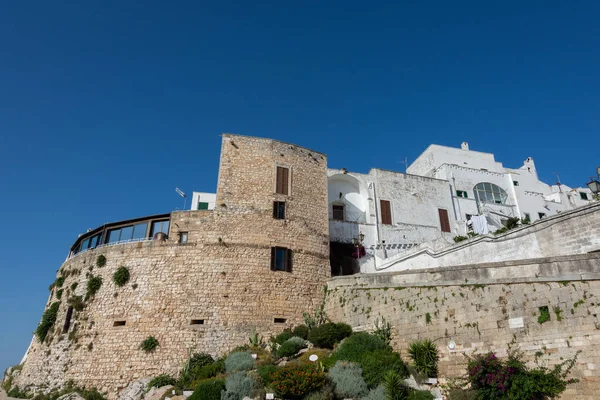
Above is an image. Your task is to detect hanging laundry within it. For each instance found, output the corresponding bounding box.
[471,215,489,235]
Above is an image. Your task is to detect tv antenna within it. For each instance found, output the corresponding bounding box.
[175,187,187,209]
[399,156,408,172]
[554,173,562,193]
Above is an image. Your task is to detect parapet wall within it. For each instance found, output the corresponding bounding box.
[14,135,330,397]
[325,253,600,400]
[374,201,600,272]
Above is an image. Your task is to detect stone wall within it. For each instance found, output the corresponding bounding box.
[14,135,330,397]
[324,254,600,399]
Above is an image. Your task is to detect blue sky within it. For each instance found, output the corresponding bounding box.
[1,1,599,372]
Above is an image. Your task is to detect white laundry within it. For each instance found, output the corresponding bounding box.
[471,215,489,235]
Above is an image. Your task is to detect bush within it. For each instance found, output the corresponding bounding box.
[7,387,29,399]
[113,266,130,287]
[328,361,368,399]
[383,370,410,400]
[147,374,176,389]
[298,349,333,365]
[269,364,327,399]
[257,364,279,387]
[308,323,353,349]
[408,390,434,400]
[86,276,102,298]
[362,385,385,400]
[96,255,106,268]
[335,332,391,363]
[36,302,61,343]
[407,339,438,378]
[361,350,409,388]
[506,217,520,230]
[188,378,225,400]
[466,350,580,399]
[225,351,254,373]
[304,385,334,400]
[140,336,159,352]
[453,235,468,243]
[271,329,294,346]
[277,336,308,358]
[222,371,255,400]
[374,317,392,345]
[292,325,310,340]
[68,295,86,311]
[179,352,218,387]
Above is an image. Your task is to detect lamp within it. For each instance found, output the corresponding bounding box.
[587,167,600,194]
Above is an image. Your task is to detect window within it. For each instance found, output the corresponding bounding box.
[151,220,170,237]
[513,181,519,186]
[197,202,209,210]
[456,190,468,198]
[271,247,292,272]
[107,222,149,243]
[63,306,74,333]
[473,182,508,204]
[438,209,451,233]
[380,200,392,225]
[179,232,188,244]
[276,166,290,195]
[332,204,344,221]
[273,201,286,219]
[580,192,589,200]
[274,318,287,323]
[113,321,126,327]
[190,319,204,325]
[538,212,546,219]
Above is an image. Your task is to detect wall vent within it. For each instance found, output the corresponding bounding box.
[113,321,126,327]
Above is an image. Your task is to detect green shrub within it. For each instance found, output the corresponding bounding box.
[269,364,327,399]
[68,295,86,311]
[257,364,279,387]
[466,350,580,400]
[407,339,438,378]
[374,317,392,345]
[222,371,255,400]
[179,352,217,387]
[147,374,176,389]
[140,336,159,352]
[335,332,391,363]
[36,302,61,343]
[86,276,102,299]
[188,378,225,400]
[506,217,520,230]
[7,387,29,399]
[272,329,294,346]
[225,351,254,373]
[361,350,409,388]
[56,289,64,300]
[453,235,468,243]
[292,325,310,340]
[298,349,333,365]
[383,370,410,400]
[96,255,106,268]
[308,322,353,349]
[538,306,550,324]
[277,336,308,358]
[408,390,434,400]
[304,384,334,400]
[362,385,385,400]
[56,277,65,288]
[113,266,130,287]
[329,361,368,399]
[70,282,78,291]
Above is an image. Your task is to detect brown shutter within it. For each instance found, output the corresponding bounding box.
[281,167,289,195]
[380,200,392,224]
[276,167,283,194]
[438,209,451,232]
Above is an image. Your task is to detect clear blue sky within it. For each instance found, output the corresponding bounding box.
[1,1,599,372]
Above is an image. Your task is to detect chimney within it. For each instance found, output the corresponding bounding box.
[461,142,469,150]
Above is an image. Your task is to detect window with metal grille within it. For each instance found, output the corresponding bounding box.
[332,204,344,221]
[273,201,286,219]
[438,209,451,233]
[276,166,290,195]
[380,200,392,225]
[271,247,292,272]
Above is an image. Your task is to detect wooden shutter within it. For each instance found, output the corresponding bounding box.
[276,166,289,195]
[380,200,392,224]
[438,209,451,232]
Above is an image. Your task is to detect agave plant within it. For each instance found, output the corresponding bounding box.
[383,370,409,400]
[408,339,439,378]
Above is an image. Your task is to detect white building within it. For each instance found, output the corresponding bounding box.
[406,142,594,232]
[327,168,457,274]
[190,192,216,211]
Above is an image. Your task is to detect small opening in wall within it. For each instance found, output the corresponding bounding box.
[190,319,205,325]
[63,306,74,333]
[274,318,287,324]
[113,321,126,327]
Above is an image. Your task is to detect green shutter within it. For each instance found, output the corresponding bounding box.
[197,202,209,210]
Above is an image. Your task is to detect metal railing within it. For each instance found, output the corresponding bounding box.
[69,237,155,259]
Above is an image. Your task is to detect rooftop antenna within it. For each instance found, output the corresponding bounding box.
[175,187,187,209]
[399,156,408,172]
[554,172,562,193]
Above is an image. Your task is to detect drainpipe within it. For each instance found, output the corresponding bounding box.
[371,181,385,263]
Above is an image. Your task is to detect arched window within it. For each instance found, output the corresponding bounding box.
[473,182,508,204]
